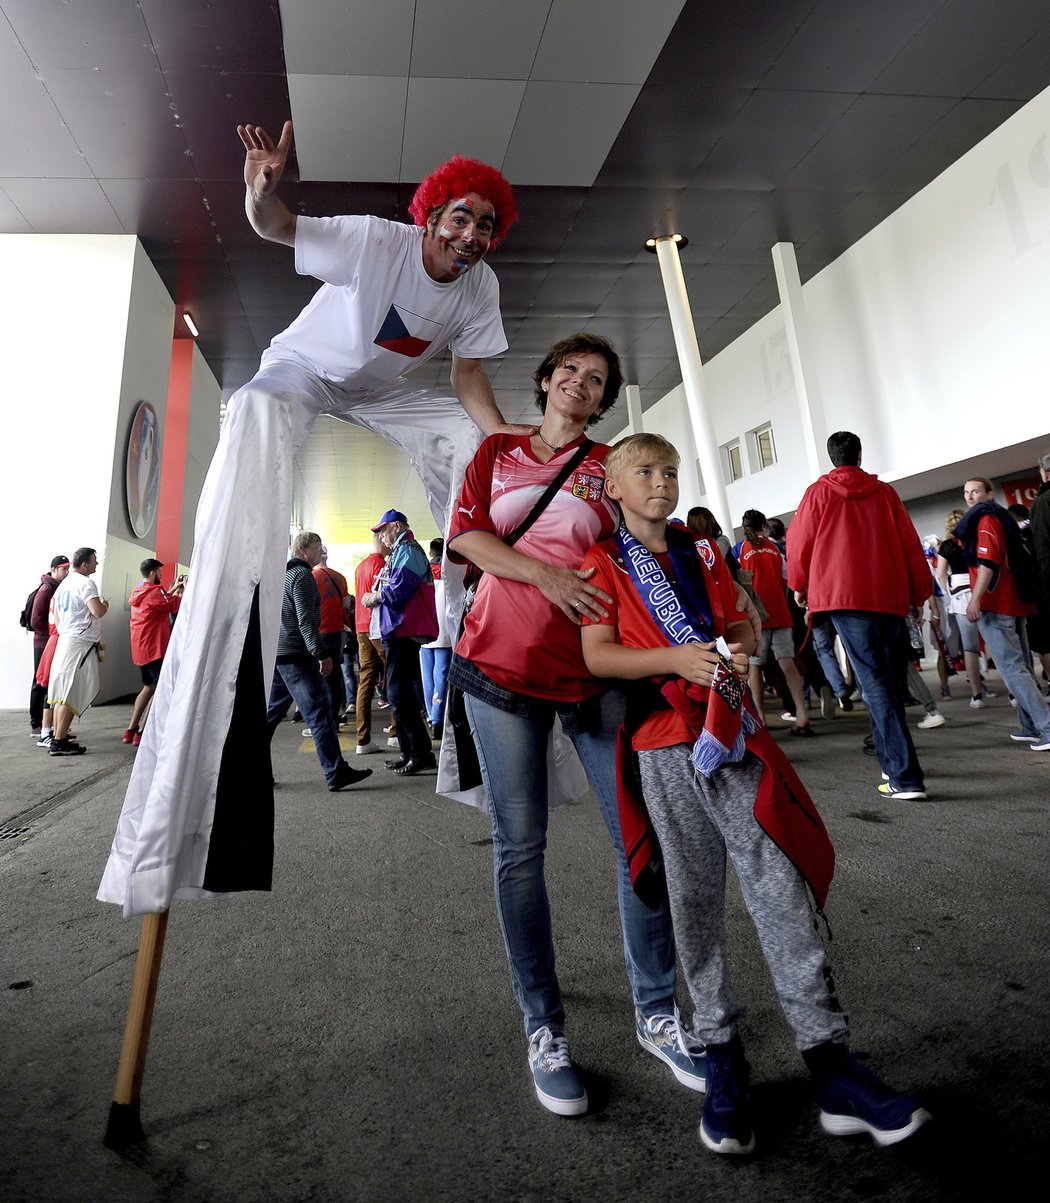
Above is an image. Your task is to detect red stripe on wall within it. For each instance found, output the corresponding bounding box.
[155,339,193,588]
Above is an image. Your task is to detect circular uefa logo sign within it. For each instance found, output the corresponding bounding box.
[125,401,162,538]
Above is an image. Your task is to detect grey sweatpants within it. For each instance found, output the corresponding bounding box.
[636,745,849,1051]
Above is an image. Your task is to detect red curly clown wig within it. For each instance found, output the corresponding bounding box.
[409,155,518,250]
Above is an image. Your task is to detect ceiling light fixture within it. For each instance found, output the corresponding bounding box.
[644,233,689,252]
[183,313,199,338]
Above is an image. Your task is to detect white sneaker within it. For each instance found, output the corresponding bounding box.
[386,735,400,747]
[301,727,312,737]
[355,741,381,755]
[918,712,946,729]
[969,696,984,709]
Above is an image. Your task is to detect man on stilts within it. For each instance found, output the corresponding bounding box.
[99,120,526,917]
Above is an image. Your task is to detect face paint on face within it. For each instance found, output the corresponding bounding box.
[436,225,470,275]
[424,193,496,281]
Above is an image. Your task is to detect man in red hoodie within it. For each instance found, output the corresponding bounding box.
[125,559,184,745]
[787,432,932,801]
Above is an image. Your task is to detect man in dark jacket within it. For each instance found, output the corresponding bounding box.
[788,432,932,801]
[28,554,70,738]
[265,531,371,792]
[1028,452,1050,686]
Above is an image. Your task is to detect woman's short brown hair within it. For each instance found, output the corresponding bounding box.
[533,333,623,426]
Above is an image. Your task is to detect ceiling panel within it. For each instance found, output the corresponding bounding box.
[99,178,221,255]
[408,0,550,80]
[279,0,414,76]
[141,0,287,73]
[41,67,195,181]
[2,0,157,70]
[532,0,688,85]
[0,52,92,178]
[0,178,123,233]
[503,81,641,186]
[695,91,857,191]
[0,186,31,231]
[784,95,959,191]
[400,78,527,181]
[166,71,293,181]
[871,0,1050,97]
[761,0,943,92]
[287,73,408,180]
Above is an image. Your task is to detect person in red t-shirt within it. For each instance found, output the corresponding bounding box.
[125,558,184,745]
[738,510,812,735]
[447,333,704,1118]
[313,546,350,728]
[353,535,396,754]
[961,477,1050,748]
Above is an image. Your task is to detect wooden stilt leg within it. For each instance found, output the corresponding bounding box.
[103,910,170,1148]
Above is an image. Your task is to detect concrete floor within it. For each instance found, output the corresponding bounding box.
[2,675,1049,1202]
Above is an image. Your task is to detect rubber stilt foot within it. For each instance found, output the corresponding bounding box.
[104,1099,145,1149]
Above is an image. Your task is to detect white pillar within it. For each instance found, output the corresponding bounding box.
[623,383,643,435]
[771,241,823,479]
[651,236,733,537]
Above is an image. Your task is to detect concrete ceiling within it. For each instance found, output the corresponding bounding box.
[3,0,1049,542]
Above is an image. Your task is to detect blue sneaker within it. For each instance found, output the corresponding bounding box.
[816,1052,930,1146]
[698,1037,755,1155]
[527,1027,587,1117]
[635,1010,706,1092]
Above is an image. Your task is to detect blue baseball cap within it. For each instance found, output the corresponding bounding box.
[371,509,407,531]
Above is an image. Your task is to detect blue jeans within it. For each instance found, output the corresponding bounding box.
[464,688,676,1037]
[829,611,924,790]
[420,646,452,725]
[977,612,1050,741]
[320,630,345,722]
[266,657,344,786]
[810,617,848,697]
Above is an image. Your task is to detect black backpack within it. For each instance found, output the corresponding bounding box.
[1011,526,1040,605]
[19,585,40,630]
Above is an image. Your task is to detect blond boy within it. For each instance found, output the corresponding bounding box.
[579,433,929,1156]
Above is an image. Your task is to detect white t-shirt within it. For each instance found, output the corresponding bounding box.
[270,215,507,387]
[53,571,101,640]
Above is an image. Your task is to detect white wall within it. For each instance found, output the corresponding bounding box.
[608,82,1050,531]
[0,234,219,711]
[2,235,138,709]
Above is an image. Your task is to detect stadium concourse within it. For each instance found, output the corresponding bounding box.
[1,674,1047,1202]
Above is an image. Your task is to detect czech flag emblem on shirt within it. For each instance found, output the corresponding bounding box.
[374,305,442,357]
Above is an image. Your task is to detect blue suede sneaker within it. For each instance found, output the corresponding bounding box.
[635,1009,706,1092]
[815,1052,930,1146]
[527,1027,588,1117]
[698,1037,755,1155]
